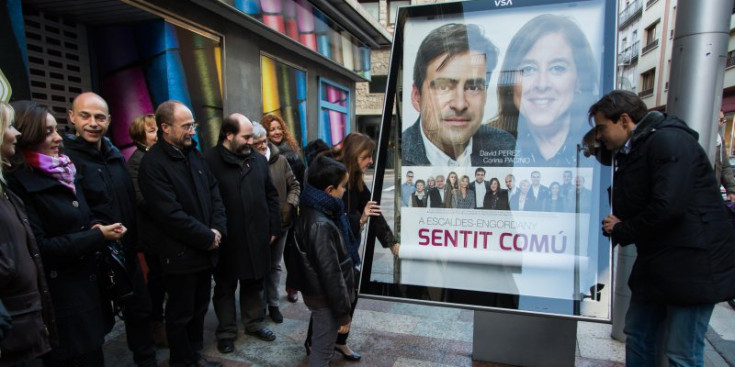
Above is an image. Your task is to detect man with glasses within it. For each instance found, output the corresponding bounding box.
[402,23,515,166]
[138,100,227,367]
[204,115,281,353]
[63,92,158,366]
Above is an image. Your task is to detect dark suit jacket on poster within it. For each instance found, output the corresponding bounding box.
[401,119,516,166]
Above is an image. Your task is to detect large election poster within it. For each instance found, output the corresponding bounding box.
[360,0,616,321]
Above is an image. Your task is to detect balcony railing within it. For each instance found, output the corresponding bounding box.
[619,0,643,28]
[638,88,654,98]
[646,0,659,9]
[617,41,641,65]
[727,50,735,68]
[642,39,659,54]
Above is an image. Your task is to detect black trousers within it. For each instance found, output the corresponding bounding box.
[212,275,265,339]
[143,252,166,321]
[120,261,157,366]
[163,269,212,367]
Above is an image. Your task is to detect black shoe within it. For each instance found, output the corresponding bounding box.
[216,338,235,354]
[304,340,311,356]
[268,306,283,323]
[194,357,223,367]
[245,327,276,341]
[334,345,361,361]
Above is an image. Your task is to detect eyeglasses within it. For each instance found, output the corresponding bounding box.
[179,123,198,132]
[429,78,487,98]
[253,140,268,147]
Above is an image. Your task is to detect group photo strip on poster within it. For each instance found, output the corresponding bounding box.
[381,0,612,318]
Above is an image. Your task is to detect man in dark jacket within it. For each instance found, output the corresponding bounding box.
[591,90,735,366]
[138,100,227,367]
[63,92,157,367]
[204,114,280,354]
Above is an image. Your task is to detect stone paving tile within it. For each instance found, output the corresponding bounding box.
[412,317,473,343]
[390,301,462,320]
[351,309,420,335]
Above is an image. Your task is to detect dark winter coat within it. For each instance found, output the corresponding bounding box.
[63,135,138,260]
[483,189,510,211]
[126,145,156,253]
[289,206,355,325]
[611,111,735,305]
[343,185,396,249]
[138,140,227,275]
[0,185,54,365]
[204,144,280,280]
[7,166,113,360]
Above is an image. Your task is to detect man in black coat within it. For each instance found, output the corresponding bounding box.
[138,100,227,367]
[592,90,735,366]
[427,174,445,207]
[63,92,157,367]
[468,167,491,209]
[204,113,280,354]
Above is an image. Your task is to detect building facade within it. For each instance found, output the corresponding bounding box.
[1,0,391,155]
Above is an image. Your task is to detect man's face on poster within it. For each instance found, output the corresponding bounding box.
[436,176,445,189]
[475,170,485,183]
[505,176,514,190]
[412,51,488,152]
[531,171,541,186]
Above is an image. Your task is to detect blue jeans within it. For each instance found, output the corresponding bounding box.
[624,297,715,367]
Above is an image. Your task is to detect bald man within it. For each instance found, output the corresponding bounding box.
[138,101,227,367]
[63,92,158,366]
[204,114,280,353]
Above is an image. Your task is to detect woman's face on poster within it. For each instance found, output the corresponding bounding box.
[490,179,498,192]
[513,32,578,129]
[416,181,425,192]
[551,183,560,196]
[449,173,457,184]
[460,177,469,188]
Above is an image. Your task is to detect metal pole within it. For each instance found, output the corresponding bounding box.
[666,0,734,162]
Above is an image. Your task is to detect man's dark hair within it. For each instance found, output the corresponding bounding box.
[475,167,486,175]
[407,170,414,176]
[218,114,241,142]
[588,90,648,125]
[155,100,183,136]
[308,156,347,191]
[413,23,498,94]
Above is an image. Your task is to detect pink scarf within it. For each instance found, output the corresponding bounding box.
[24,151,77,194]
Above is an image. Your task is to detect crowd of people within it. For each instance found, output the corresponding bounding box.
[400,167,590,212]
[0,93,394,367]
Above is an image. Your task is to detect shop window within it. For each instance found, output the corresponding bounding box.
[318,79,350,145]
[91,20,224,155]
[220,0,371,79]
[261,55,308,147]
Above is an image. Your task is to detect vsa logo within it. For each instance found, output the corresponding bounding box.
[495,0,513,6]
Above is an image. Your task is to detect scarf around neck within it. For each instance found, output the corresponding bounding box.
[300,183,361,266]
[24,151,77,194]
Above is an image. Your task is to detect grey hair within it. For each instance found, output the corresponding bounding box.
[252,122,267,139]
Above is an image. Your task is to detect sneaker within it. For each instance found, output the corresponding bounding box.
[268,306,283,323]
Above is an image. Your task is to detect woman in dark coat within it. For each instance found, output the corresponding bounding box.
[482,177,510,210]
[6,101,126,366]
[126,114,167,347]
[0,102,55,366]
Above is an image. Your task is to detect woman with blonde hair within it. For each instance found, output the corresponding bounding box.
[126,114,167,347]
[0,102,55,366]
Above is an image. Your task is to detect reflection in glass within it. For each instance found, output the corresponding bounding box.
[261,55,307,147]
